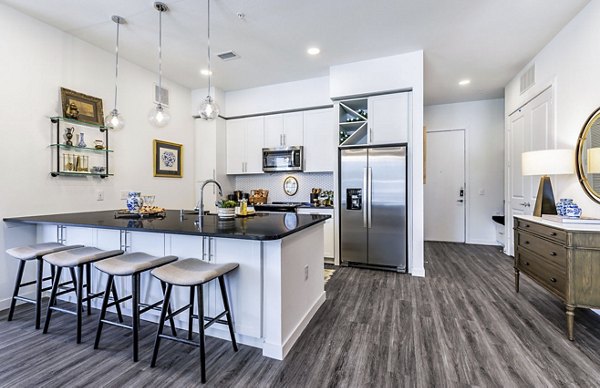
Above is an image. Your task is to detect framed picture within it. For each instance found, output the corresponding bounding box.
[60,87,105,126]
[153,139,182,178]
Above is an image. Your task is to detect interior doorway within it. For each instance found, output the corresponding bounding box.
[424,129,466,242]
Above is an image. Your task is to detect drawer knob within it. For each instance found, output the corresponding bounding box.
[550,232,557,236]
[525,262,530,266]
[524,241,530,245]
[550,277,557,283]
[549,252,557,256]
[525,224,530,228]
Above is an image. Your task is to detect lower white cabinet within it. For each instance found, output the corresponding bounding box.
[296,208,335,258]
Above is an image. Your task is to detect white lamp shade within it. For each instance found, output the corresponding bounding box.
[587,147,600,173]
[521,149,574,176]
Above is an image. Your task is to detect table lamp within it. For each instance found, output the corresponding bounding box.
[521,149,574,217]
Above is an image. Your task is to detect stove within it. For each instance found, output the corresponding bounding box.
[253,202,303,213]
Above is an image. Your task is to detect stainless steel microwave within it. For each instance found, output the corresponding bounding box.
[262,146,303,172]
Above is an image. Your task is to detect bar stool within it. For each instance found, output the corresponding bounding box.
[42,247,124,343]
[93,252,179,361]
[150,258,239,384]
[5,243,84,329]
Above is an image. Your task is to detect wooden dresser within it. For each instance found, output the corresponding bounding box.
[514,215,600,340]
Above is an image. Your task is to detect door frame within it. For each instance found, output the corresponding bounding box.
[425,128,468,243]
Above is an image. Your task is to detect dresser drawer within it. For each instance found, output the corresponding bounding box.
[516,231,567,270]
[517,248,566,298]
[516,218,566,243]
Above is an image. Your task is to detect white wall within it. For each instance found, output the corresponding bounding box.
[505,1,600,216]
[425,99,505,245]
[0,4,194,309]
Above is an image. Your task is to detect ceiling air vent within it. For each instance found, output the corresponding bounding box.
[217,51,240,61]
[154,84,169,106]
[520,65,535,95]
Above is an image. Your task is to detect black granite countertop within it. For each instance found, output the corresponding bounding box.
[3,210,330,241]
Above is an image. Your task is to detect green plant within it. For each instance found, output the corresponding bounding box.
[217,200,237,209]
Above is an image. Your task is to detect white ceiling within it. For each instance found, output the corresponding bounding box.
[0,0,590,105]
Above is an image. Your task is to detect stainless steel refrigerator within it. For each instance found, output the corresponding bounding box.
[340,145,407,272]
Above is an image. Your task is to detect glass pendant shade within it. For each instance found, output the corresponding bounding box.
[198,96,220,120]
[148,104,170,128]
[105,109,125,130]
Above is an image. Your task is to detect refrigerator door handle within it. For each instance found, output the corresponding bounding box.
[363,167,368,228]
[367,167,373,228]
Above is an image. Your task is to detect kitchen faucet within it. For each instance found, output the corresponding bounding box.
[197,179,223,215]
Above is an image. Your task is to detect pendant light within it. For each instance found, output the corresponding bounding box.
[197,0,220,120]
[105,15,126,130]
[149,2,171,128]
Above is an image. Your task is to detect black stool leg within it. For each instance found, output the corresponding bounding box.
[85,263,92,316]
[151,283,173,367]
[112,282,124,323]
[35,258,44,329]
[76,265,84,344]
[218,276,238,352]
[188,285,195,340]
[160,281,177,337]
[132,273,140,362]
[7,260,26,322]
[94,274,114,349]
[43,266,63,334]
[197,284,206,384]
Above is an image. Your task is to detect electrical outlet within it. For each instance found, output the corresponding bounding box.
[96,190,104,201]
[304,265,309,281]
[120,191,128,200]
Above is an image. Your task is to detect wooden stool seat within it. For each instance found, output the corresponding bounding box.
[93,252,178,362]
[150,258,239,384]
[5,243,83,329]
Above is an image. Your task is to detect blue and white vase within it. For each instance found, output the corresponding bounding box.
[556,198,581,218]
[127,192,144,213]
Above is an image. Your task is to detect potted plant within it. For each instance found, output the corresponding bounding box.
[217,200,237,218]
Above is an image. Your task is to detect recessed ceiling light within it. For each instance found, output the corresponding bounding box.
[307,47,320,56]
[200,69,212,76]
[458,79,471,86]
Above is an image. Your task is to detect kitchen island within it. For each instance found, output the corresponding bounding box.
[3,210,330,360]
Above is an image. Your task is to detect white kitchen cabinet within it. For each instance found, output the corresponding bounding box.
[226,117,265,174]
[368,92,411,145]
[263,112,303,148]
[296,208,335,258]
[303,108,335,172]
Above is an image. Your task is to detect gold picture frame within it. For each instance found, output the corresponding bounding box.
[153,139,183,178]
[60,87,105,126]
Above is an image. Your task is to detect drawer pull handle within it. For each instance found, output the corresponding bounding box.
[549,252,557,256]
[550,277,557,283]
[525,262,530,266]
[550,232,557,236]
[524,241,530,245]
[525,224,530,228]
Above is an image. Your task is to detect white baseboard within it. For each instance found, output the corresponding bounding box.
[0,290,36,312]
[263,291,327,360]
[410,267,425,277]
[466,239,501,246]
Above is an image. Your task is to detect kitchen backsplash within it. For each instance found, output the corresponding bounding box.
[235,172,334,203]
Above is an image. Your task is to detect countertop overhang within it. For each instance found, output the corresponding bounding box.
[3,210,331,241]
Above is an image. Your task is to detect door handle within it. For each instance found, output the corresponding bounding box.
[367,167,372,229]
[457,199,464,203]
[520,202,531,207]
[363,168,368,228]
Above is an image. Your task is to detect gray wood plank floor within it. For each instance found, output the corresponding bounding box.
[1,242,600,387]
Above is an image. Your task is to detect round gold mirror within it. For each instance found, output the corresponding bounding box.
[576,107,600,203]
[283,176,298,196]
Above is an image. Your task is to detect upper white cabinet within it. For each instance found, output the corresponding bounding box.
[264,112,304,148]
[368,92,410,145]
[338,92,411,147]
[303,108,335,172]
[226,117,264,174]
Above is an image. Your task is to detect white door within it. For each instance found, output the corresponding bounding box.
[368,92,410,145]
[283,112,304,146]
[424,129,466,242]
[264,114,283,148]
[303,108,335,172]
[226,119,245,174]
[506,87,553,255]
